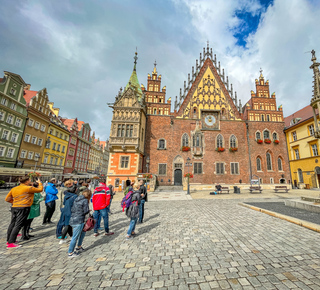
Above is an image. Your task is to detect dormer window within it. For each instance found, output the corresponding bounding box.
[157,139,166,150]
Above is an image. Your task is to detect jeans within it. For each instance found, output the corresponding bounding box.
[96,212,102,228]
[93,207,109,233]
[139,200,145,222]
[43,201,56,224]
[7,207,30,243]
[68,223,86,253]
[127,217,138,236]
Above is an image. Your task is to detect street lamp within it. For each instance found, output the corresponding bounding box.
[34,153,40,172]
[310,50,320,138]
[146,155,150,173]
[185,157,192,195]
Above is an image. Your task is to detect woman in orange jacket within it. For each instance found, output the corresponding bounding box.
[5,175,43,248]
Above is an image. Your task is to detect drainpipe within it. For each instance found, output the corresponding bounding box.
[246,121,252,183]
[284,127,294,189]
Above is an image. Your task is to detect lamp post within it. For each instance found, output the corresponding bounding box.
[310,50,320,138]
[34,153,40,172]
[146,155,150,173]
[185,157,192,195]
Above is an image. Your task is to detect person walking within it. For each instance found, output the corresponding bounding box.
[22,182,44,240]
[43,178,58,225]
[138,180,147,223]
[58,180,78,244]
[126,183,141,240]
[5,176,43,248]
[68,189,92,258]
[108,184,115,214]
[92,179,114,237]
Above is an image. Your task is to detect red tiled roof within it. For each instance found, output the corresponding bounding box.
[100,141,107,148]
[62,118,75,130]
[284,105,315,128]
[77,121,85,131]
[24,90,38,105]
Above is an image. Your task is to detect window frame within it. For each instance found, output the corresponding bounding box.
[266,152,272,171]
[158,163,167,176]
[230,162,239,175]
[194,162,203,174]
[158,139,166,150]
[216,162,225,175]
[120,156,130,169]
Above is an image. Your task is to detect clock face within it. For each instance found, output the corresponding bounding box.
[204,115,216,126]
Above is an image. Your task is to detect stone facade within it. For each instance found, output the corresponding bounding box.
[108,46,290,188]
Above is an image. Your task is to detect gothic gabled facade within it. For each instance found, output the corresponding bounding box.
[107,45,290,188]
[107,52,147,188]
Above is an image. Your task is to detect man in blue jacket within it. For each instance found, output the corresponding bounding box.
[43,178,58,225]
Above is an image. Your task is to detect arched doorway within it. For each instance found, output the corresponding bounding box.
[174,169,182,186]
[315,167,320,188]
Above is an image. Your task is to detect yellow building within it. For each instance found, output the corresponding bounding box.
[284,105,320,189]
[40,103,70,180]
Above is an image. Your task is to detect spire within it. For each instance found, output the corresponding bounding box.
[153,60,157,74]
[125,50,143,100]
[259,67,264,79]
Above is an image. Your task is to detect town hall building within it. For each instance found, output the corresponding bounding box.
[107,45,290,189]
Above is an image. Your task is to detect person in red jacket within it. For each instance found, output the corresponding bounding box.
[92,178,114,237]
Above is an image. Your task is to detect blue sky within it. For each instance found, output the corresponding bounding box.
[1,0,320,140]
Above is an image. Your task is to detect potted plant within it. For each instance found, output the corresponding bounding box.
[274,140,279,144]
[184,173,193,178]
[257,139,263,144]
[264,138,272,144]
[215,147,225,152]
[27,172,41,182]
[143,173,152,179]
[229,147,238,152]
[181,146,191,152]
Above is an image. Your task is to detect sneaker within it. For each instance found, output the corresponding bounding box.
[93,233,99,237]
[17,233,22,237]
[57,236,68,239]
[105,232,114,236]
[47,221,55,225]
[59,239,67,245]
[7,243,22,248]
[76,246,85,253]
[68,252,79,258]
[126,235,133,240]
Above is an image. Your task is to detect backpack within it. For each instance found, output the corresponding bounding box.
[121,190,133,212]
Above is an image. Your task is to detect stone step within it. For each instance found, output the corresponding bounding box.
[155,186,184,192]
[285,199,320,213]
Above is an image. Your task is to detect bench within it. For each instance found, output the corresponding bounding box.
[274,186,289,193]
[210,186,230,195]
[249,186,262,193]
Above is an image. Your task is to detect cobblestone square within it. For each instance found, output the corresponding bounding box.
[1,190,320,289]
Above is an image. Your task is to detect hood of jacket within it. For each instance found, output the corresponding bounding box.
[64,191,77,200]
[79,186,87,192]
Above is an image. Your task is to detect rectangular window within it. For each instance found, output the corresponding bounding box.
[309,124,315,136]
[194,162,203,174]
[15,118,22,127]
[52,143,56,150]
[34,122,40,129]
[54,158,58,165]
[6,148,14,158]
[49,129,53,135]
[24,134,31,142]
[57,144,61,151]
[216,162,225,175]
[11,133,18,143]
[266,114,270,122]
[0,146,5,157]
[230,162,239,175]
[20,150,27,158]
[1,98,8,106]
[2,130,9,140]
[294,149,300,160]
[37,138,43,146]
[6,115,13,124]
[158,164,167,175]
[28,119,34,127]
[10,88,16,95]
[50,157,54,164]
[31,136,37,144]
[41,124,46,132]
[120,156,129,168]
[60,133,62,139]
[59,159,63,166]
[312,144,318,156]
[44,155,48,164]
[62,146,65,153]
[292,131,297,141]
[27,151,34,160]
[0,111,4,121]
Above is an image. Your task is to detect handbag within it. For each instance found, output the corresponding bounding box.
[83,213,95,232]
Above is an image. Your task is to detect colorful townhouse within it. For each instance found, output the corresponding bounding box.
[0,71,28,168]
[74,121,91,175]
[18,86,51,171]
[100,140,109,176]
[284,105,320,189]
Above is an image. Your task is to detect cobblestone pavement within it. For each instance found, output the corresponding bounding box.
[1,192,320,289]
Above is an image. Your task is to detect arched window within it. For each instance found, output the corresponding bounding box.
[264,130,270,140]
[273,132,278,140]
[230,135,237,148]
[217,134,223,148]
[256,132,261,140]
[182,133,189,147]
[298,168,303,183]
[256,157,262,171]
[193,133,202,147]
[266,152,272,170]
[158,139,166,149]
[278,157,283,171]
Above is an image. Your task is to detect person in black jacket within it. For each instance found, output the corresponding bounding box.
[68,189,91,258]
[126,184,141,240]
[138,180,147,223]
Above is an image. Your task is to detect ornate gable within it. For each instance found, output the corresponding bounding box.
[175,45,242,121]
[114,87,144,109]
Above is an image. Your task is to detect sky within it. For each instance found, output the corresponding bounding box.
[1,0,320,140]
